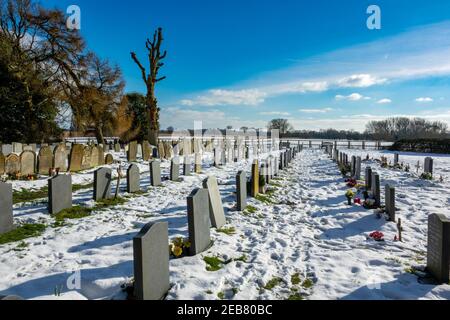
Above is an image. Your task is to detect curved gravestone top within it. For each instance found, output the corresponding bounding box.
[19,150,36,176]
[69,144,84,172]
[53,144,68,172]
[0,152,5,175]
[5,153,20,175]
[90,146,99,168]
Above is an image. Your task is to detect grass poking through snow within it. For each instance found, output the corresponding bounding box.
[0,224,46,245]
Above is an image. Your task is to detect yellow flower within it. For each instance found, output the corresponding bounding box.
[183,240,191,248]
[172,246,183,257]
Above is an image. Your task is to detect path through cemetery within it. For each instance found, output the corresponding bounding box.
[1,148,450,300]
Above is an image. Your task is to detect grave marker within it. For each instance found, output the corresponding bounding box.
[105,154,114,165]
[69,144,84,172]
[0,182,14,234]
[93,167,112,201]
[150,160,162,187]
[0,152,4,175]
[133,222,170,300]
[251,160,259,197]
[5,154,20,175]
[385,185,396,222]
[53,144,68,172]
[128,141,138,162]
[170,157,180,182]
[127,164,140,193]
[20,150,36,176]
[183,157,191,176]
[187,188,211,256]
[427,214,450,284]
[48,175,72,215]
[38,146,53,175]
[236,171,247,211]
[371,173,381,207]
[203,176,226,229]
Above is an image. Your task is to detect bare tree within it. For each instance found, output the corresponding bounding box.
[130,27,167,145]
[268,119,293,135]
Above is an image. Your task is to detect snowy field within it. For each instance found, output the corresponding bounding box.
[1,148,450,300]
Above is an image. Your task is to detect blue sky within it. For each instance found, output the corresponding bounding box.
[41,0,450,131]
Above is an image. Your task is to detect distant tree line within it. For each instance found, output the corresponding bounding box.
[268,117,449,141]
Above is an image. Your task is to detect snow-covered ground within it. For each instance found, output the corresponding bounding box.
[1,148,449,300]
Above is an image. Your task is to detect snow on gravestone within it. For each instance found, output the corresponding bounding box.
[427,214,450,284]
[187,188,211,256]
[149,160,161,187]
[19,150,36,176]
[69,144,84,172]
[93,167,112,201]
[133,222,170,300]
[127,164,140,193]
[170,157,180,182]
[0,182,14,234]
[48,175,72,215]
[202,176,226,229]
[236,171,247,212]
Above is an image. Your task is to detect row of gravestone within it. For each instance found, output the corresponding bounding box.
[131,146,299,300]
[0,144,114,177]
[330,148,449,284]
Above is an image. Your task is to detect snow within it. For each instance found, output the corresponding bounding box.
[1,148,450,300]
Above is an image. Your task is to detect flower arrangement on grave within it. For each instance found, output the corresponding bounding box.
[420,172,433,180]
[169,237,191,258]
[345,190,355,205]
[354,197,361,205]
[369,231,385,242]
[346,178,357,188]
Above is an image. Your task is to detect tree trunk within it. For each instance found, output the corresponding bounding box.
[95,126,105,145]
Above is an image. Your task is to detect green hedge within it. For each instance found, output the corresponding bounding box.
[390,139,450,154]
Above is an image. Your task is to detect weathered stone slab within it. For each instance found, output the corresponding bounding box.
[187,188,211,256]
[355,157,361,180]
[365,167,373,189]
[1,144,12,155]
[0,152,4,175]
[38,146,53,175]
[69,144,84,172]
[427,214,450,284]
[133,222,170,300]
[48,175,72,215]
[170,157,180,182]
[371,173,381,207]
[128,141,138,162]
[424,157,434,175]
[203,176,226,229]
[97,146,104,166]
[157,142,165,159]
[53,144,68,172]
[150,160,161,187]
[127,164,140,193]
[142,141,152,161]
[0,182,14,234]
[194,153,202,174]
[12,142,22,154]
[385,185,396,222]
[236,171,247,211]
[93,167,112,201]
[5,154,20,175]
[20,150,36,176]
[183,157,191,176]
[105,154,114,165]
[394,153,399,166]
[90,146,99,167]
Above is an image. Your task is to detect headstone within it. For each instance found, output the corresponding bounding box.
[170,157,180,182]
[424,157,434,175]
[0,152,4,175]
[12,142,23,154]
[93,167,112,201]
[48,175,72,215]
[365,167,373,189]
[187,188,211,256]
[142,141,152,161]
[203,176,226,229]
[157,142,165,160]
[183,157,191,176]
[236,171,247,211]
[150,160,161,187]
[164,142,174,160]
[213,149,221,167]
[69,144,84,172]
[133,222,170,300]
[114,143,120,153]
[81,146,92,170]
[1,144,12,155]
[128,141,138,162]
[38,146,53,175]
[90,146,99,167]
[385,185,396,222]
[105,154,114,165]
[371,173,381,207]
[251,160,259,197]
[53,144,68,172]
[194,153,202,174]
[0,182,14,234]
[427,214,450,284]
[137,143,143,159]
[5,154,20,175]
[351,156,356,177]
[127,164,140,193]
[355,157,361,180]
[19,150,36,176]
[394,153,399,166]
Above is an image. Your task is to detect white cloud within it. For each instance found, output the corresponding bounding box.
[415,97,433,103]
[377,98,392,104]
[337,74,387,88]
[298,108,333,114]
[180,89,267,107]
[259,111,291,116]
[335,93,371,101]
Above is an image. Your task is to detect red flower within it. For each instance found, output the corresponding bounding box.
[369,231,384,241]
